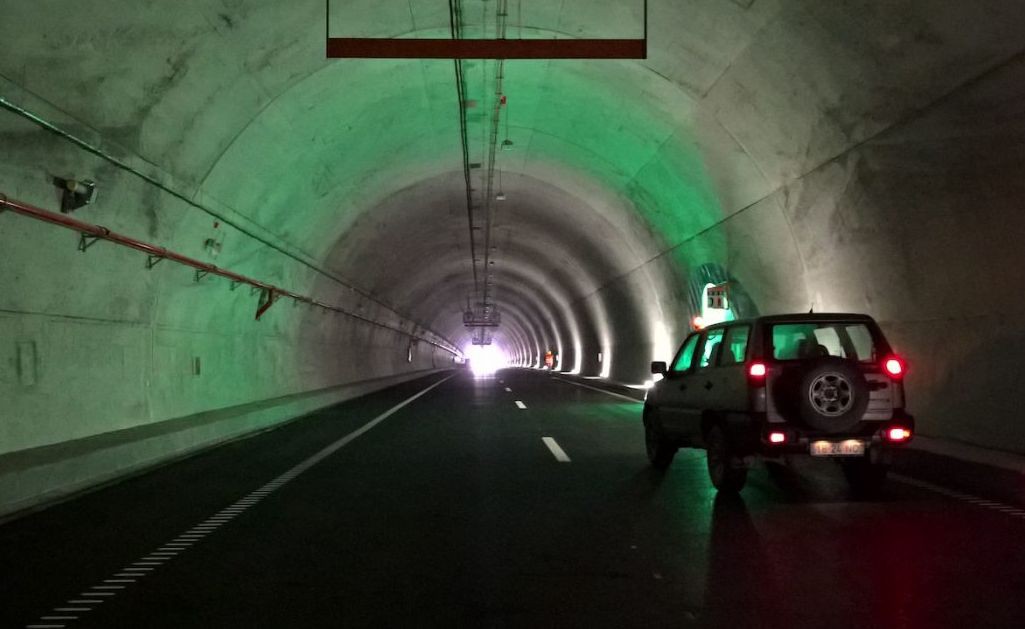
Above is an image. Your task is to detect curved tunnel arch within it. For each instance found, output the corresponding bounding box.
[1,0,1024,498]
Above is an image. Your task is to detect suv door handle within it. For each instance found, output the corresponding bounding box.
[704,381,714,390]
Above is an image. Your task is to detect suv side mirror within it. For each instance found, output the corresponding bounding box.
[650,361,667,375]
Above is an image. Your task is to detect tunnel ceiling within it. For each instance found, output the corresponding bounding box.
[4,0,1024,357]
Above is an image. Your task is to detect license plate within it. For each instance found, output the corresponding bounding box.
[810,440,865,457]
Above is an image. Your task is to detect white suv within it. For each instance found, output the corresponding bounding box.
[643,314,914,493]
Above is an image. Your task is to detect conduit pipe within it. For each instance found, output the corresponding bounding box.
[0,194,459,354]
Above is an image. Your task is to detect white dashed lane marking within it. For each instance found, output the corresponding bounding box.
[515,400,527,409]
[505,387,512,392]
[892,473,1025,520]
[542,437,572,463]
[25,374,454,629]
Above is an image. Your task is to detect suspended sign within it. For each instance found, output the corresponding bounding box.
[706,283,729,310]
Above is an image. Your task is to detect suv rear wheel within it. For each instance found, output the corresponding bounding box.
[795,357,870,433]
[706,425,747,492]
[644,409,677,470]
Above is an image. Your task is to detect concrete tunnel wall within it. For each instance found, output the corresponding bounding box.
[2,1,1025,516]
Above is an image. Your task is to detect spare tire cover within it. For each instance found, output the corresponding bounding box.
[796,357,869,433]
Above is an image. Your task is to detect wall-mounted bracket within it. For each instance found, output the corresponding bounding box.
[255,288,277,320]
[146,255,165,269]
[194,269,210,282]
[78,233,102,252]
[230,280,243,291]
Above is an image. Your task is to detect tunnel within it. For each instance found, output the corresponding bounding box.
[2,1,1025,627]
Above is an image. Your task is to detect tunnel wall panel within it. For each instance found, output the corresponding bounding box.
[0,87,456,461]
[777,54,1025,451]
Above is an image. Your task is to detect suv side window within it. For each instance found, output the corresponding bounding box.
[670,334,700,373]
[698,329,725,369]
[720,325,750,366]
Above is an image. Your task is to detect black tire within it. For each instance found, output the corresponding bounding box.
[644,409,677,470]
[842,458,889,495]
[795,357,870,433]
[706,425,747,492]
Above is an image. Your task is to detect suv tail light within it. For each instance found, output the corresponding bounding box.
[768,431,786,444]
[747,361,767,387]
[882,355,905,379]
[885,427,912,442]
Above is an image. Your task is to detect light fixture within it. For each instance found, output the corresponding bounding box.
[496,168,506,201]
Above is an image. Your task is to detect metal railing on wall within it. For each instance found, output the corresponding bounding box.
[0,193,459,354]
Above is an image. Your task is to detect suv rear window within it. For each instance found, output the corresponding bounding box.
[771,322,878,362]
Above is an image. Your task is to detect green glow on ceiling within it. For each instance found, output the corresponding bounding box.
[198,35,727,273]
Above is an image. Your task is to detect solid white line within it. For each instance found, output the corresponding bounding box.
[54,609,89,612]
[68,600,101,604]
[28,374,455,627]
[267,374,455,480]
[552,377,643,404]
[542,437,572,463]
[515,400,527,409]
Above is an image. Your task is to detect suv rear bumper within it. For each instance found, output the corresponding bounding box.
[756,412,915,459]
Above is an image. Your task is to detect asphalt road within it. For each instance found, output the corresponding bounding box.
[3,369,1025,628]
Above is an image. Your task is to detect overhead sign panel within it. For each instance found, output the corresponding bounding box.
[326,1,647,60]
[326,38,646,59]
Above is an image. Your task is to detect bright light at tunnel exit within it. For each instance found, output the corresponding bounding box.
[465,344,508,377]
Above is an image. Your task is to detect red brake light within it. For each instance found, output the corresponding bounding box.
[883,356,905,378]
[768,431,786,444]
[748,362,767,378]
[886,427,912,442]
